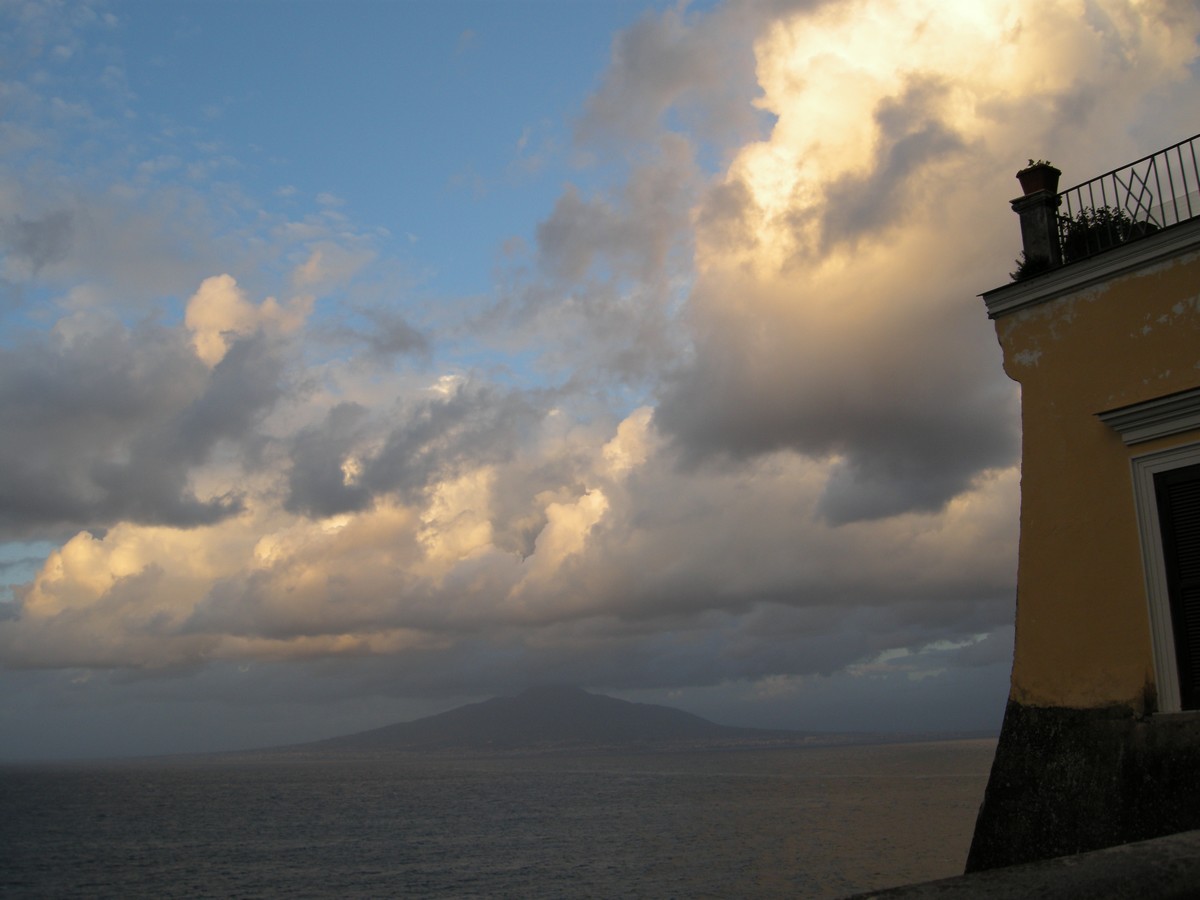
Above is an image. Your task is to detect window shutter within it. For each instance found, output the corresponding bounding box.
[1155,463,1200,710]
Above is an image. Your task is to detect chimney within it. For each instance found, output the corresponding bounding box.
[1011,161,1062,273]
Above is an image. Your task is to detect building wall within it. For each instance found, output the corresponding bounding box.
[995,238,1200,711]
[967,220,1200,871]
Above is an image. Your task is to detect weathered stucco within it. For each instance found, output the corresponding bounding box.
[993,246,1200,710]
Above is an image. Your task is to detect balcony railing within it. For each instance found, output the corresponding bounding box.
[1057,133,1200,264]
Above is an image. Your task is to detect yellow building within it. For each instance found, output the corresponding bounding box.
[968,136,1200,871]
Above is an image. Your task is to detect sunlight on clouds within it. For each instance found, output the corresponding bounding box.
[509,489,610,602]
[659,0,1200,528]
[340,456,364,487]
[218,628,440,663]
[601,406,654,476]
[185,274,312,367]
[721,0,1193,273]
[418,468,497,571]
[430,374,465,397]
[537,489,609,569]
[4,391,667,667]
[23,522,234,620]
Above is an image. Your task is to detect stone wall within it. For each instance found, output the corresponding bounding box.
[966,701,1200,872]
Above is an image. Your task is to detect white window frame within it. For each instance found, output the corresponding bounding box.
[1130,442,1200,713]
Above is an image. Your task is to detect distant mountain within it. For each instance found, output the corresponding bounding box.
[302,686,800,753]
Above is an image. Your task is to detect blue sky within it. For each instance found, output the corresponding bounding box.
[2,0,1198,760]
[109,1,637,293]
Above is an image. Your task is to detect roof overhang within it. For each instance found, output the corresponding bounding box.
[980,217,1200,320]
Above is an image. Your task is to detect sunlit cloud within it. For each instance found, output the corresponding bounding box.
[185,274,312,367]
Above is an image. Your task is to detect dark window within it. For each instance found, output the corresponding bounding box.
[1155,462,1200,710]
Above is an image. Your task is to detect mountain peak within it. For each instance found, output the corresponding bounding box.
[309,687,792,753]
[514,684,590,701]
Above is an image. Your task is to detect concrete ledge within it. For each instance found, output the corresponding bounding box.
[843,829,1200,899]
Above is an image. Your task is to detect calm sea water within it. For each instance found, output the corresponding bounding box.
[0,739,995,899]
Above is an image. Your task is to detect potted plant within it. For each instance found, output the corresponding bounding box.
[1059,205,1160,263]
[1016,159,1061,195]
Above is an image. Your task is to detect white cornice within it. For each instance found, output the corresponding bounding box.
[980,217,1200,320]
[1098,387,1200,446]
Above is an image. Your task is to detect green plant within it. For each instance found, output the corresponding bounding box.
[1059,206,1160,263]
[1010,250,1050,282]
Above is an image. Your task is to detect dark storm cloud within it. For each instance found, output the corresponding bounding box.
[363,383,544,502]
[175,335,285,456]
[817,449,988,524]
[284,380,549,517]
[655,292,1020,523]
[810,382,1020,524]
[0,321,285,538]
[284,403,373,518]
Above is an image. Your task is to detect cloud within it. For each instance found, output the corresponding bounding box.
[653,0,1198,522]
[185,274,312,367]
[283,403,376,518]
[819,76,968,250]
[0,210,73,275]
[537,134,697,285]
[1,0,1198,754]
[291,243,376,293]
[325,306,429,366]
[482,135,697,389]
[0,395,1019,681]
[0,307,288,538]
[576,1,774,149]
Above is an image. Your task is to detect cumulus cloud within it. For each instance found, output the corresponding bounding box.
[185,274,312,367]
[1,401,1019,685]
[654,0,1198,522]
[0,310,290,538]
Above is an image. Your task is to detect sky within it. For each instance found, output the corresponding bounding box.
[1,0,1198,761]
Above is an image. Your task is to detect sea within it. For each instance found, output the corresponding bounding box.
[0,739,995,899]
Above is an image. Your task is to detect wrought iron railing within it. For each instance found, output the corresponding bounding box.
[1057,133,1200,264]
